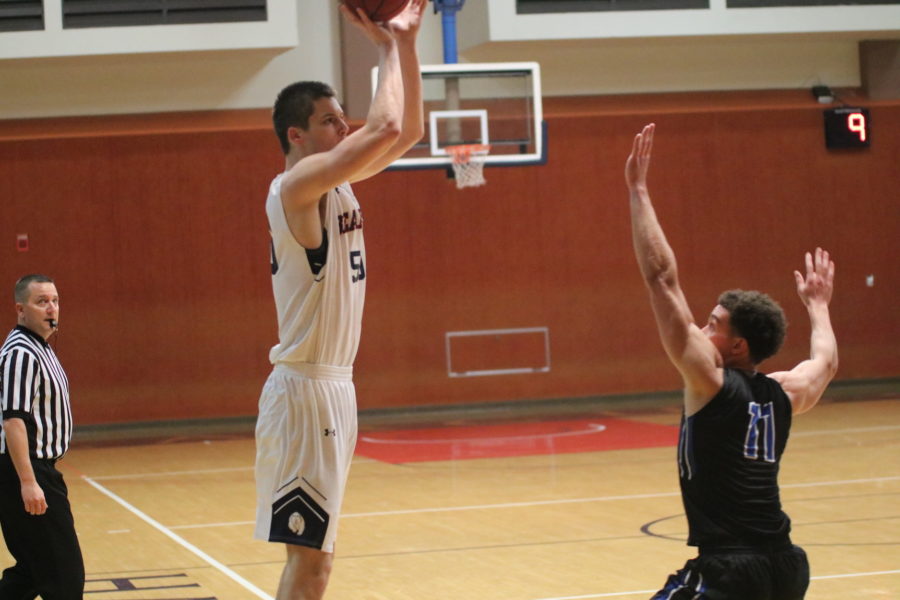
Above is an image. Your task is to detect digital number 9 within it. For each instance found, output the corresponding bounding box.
[847,112,867,142]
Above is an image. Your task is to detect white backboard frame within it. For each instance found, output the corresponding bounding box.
[371,62,544,169]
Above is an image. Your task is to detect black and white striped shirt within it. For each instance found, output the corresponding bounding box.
[0,325,72,459]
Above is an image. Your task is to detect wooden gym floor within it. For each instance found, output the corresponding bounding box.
[3,387,898,599]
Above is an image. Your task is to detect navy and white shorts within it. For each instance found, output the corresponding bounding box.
[254,362,357,553]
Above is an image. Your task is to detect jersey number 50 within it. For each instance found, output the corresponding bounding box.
[350,250,366,283]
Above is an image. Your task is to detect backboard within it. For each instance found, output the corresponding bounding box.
[371,62,545,170]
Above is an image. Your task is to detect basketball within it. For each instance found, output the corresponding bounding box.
[342,0,409,23]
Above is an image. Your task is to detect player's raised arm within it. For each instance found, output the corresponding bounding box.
[351,0,427,183]
[280,6,403,210]
[625,124,722,413]
[769,248,838,414]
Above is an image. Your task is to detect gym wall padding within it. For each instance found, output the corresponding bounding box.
[1,92,897,424]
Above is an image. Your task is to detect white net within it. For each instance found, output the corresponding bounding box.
[447,144,490,189]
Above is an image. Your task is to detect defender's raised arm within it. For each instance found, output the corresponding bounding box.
[626,124,723,414]
[770,248,839,414]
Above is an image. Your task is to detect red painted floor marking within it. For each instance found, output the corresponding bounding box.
[355,418,678,464]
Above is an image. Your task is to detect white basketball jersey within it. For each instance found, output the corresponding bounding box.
[266,174,366,367]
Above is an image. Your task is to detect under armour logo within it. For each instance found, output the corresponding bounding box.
[324,428,336,437]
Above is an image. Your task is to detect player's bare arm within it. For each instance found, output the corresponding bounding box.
[626,124,723,415]
[280,7,403,220]
[769,248,838,415]
[3,417,47,515]
[351,0,427,182]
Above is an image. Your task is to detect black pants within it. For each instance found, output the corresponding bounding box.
[651,545,809,600]
[0,454,84,600]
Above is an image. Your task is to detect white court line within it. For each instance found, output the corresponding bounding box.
[166,475,900,529]
[811,568,900,580]
[341,491,679,518]
[168,491,680,529]
[344,475,900,518]
[793,424,900,436]
[782,475,900,489]
[359,424,606,445]
[170,520,255,530]
[361,419,900,446]
[90,466,252,481]
[531,569,900,600]
[533,590,655,599]
[342,475,900,518]
[83,477,273,600]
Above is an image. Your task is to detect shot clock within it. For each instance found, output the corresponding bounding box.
[824,107,870,149]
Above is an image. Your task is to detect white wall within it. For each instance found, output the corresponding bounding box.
[461,35,865,96]
[0,1,895,120]
[459,0,900,95]
[0,1,340,119]
[476,0,900,40]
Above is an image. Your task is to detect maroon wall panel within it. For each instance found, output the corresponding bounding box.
[352,104,900,410]
[1,130,279,423]
[1,96,898,424]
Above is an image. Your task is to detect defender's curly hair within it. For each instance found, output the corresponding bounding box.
[717,289,787,365]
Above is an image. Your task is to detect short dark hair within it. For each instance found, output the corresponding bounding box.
[15,274,54,304]
[717,289,787,365]
[272,81,337,154]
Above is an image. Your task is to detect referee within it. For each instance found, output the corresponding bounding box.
[0,274,84,599]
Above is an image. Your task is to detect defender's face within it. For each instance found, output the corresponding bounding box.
[299,96,349,154]
[702,305,737,364]
[16,282,59,341]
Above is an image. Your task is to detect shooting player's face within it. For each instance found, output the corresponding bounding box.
[301,96,349,154]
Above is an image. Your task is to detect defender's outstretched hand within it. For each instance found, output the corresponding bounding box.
[771,247,838,414]
[794,247,835,308]
[625,123,655,192]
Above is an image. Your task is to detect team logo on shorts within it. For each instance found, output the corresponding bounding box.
[270,485,329,547]
[324,428,336,437]
[288,512,305,536]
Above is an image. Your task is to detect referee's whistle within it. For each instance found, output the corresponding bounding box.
[47,319,57,328]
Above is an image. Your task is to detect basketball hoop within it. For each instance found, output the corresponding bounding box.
[446,144,490,189]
